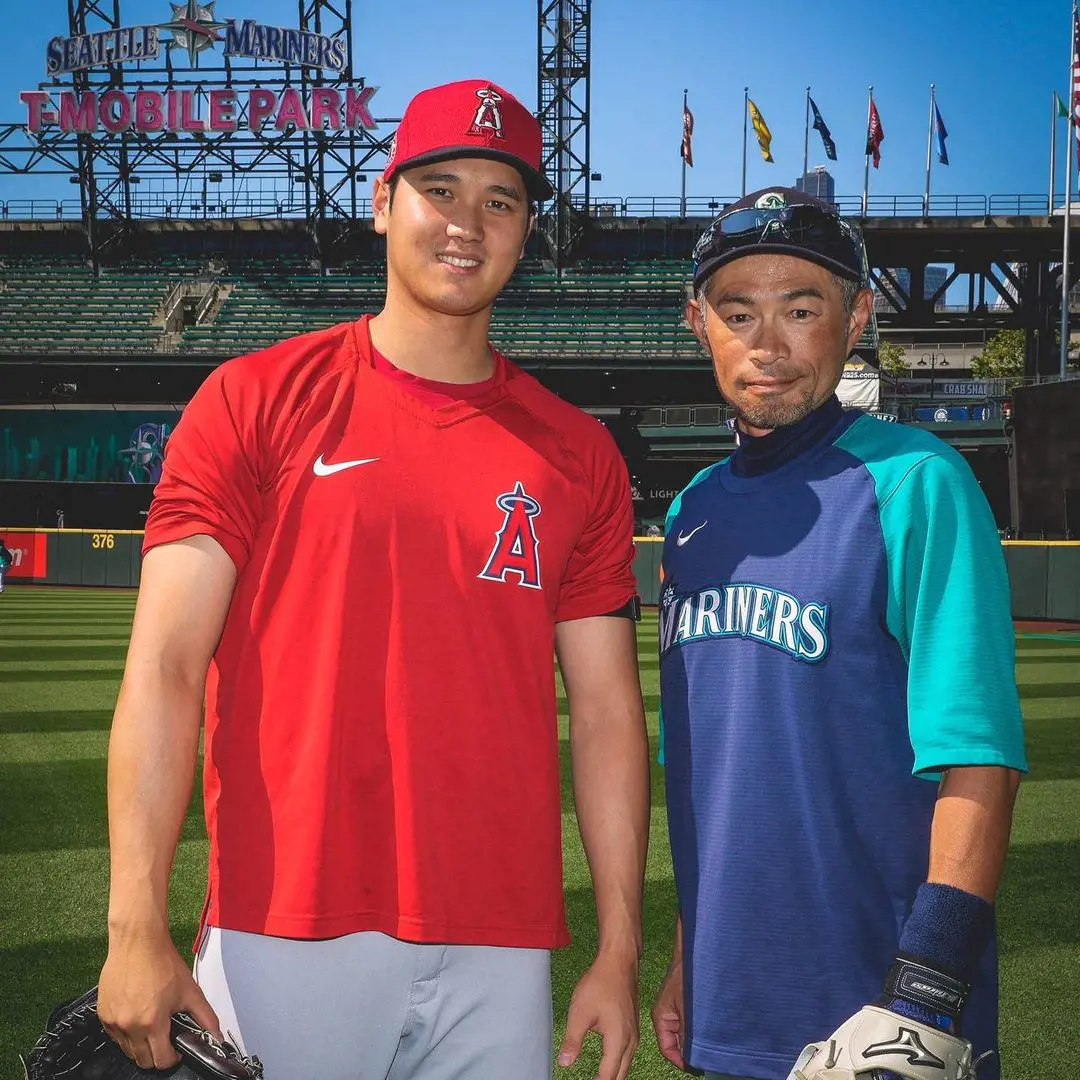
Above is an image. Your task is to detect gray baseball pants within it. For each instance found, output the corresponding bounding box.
[194,925,553,1080]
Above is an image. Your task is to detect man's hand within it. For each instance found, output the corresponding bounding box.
[558,952,640,1080]
[97,926,222,1070]
[652,955,688,1071]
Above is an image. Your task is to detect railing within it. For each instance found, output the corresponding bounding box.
[604,194,1063,218]
[638,375,1080,431]
[639,401,1000,430]
[0,195,316,220]
[0,193,1070,222]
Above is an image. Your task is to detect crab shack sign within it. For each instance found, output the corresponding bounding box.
[20,1,377,134]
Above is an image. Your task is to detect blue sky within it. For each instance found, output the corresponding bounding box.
[0,0,1073,207]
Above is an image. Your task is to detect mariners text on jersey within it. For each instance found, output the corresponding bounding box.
[659,580,830,663]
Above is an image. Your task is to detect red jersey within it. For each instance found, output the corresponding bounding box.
[144,315,636,948]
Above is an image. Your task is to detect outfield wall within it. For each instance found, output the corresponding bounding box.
[2,528,1080,622]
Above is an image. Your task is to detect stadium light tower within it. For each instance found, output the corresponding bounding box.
[537,0,591,269]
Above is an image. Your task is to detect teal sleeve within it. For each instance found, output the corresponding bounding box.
[838,425,1027,777]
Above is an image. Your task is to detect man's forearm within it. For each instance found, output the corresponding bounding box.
[928,765,1022,902]
[570,700,650,962]
[107,665,205,937]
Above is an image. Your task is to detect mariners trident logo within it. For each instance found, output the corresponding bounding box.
[479,482,542,589]
[469,86,505,139]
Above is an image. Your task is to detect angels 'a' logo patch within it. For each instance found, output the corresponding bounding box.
[469,86,505,139]
[864,1027,946,1069]
[478,481,542,589]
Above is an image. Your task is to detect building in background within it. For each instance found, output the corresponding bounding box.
[795,166,835,202]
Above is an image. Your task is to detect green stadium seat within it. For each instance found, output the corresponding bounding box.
[0,253,708,362]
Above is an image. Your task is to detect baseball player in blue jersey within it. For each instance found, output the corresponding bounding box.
[650,187,1027,1080]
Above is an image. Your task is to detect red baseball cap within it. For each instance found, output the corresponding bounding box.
[382,79,554,201]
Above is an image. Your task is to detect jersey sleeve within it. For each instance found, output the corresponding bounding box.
[878,450,1028,777]
[143,362,264,571]
[554,429,637,623]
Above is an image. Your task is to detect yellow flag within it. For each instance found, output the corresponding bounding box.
[747,98,774,163]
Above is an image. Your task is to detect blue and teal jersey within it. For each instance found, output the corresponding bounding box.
[659,401,1027,1080]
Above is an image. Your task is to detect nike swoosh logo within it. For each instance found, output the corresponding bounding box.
[676,521,707,547]
[312,454,380,477]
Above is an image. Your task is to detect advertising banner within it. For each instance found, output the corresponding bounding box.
[1,410,179,483]
[3,531,48,578]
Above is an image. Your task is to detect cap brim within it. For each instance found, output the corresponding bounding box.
[693,244,864,291]
[391,146,554,202]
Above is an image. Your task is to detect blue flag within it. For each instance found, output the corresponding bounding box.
[809,96,837,161]
[935,104,949,166]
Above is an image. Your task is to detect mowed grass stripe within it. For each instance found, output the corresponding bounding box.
[0,709,115,734]
[1,729,111,764]
[1,622,134,635]
[0,645,131,662]
[1,587,1078,1079]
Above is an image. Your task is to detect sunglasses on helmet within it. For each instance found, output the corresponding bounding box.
[693,203,867,284]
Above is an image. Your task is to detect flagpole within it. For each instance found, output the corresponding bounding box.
[924,84,935,217]
[1061,2,1077,378]
[802,86,811,185]
[1051,90,1059,213]
[862,85,873,217]
[742,86,749,197]
[681,88,688,218]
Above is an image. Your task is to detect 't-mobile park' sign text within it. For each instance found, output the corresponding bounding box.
[21,87,377,133]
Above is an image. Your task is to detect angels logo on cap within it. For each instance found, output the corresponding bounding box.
[469,87,505,140]
[379,78,554,201]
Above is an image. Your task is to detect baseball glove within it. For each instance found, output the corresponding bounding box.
[21,986,263,1080]
[786,1005,987,1080]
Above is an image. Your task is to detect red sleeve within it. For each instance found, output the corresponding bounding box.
[555,429,638,623]
[143,363,263,571]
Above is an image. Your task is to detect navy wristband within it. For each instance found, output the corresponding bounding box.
[898,882,995,986]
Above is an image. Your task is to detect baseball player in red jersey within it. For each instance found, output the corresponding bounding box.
[97,79,649,1080]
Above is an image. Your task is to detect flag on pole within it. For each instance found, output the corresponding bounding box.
[866,98,884,168]
[934,104,949,165]
[1072,9,1080,168]
[808,96,837,161]
[1057,89,1069,118]
[681,101,694,167]
[747,98,774,163]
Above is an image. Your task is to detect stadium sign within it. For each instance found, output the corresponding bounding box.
[22,0,375,133]
[45,2,347,75]
[939,381,991,397]
[21,87,377,133]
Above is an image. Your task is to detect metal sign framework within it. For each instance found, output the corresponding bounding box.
[0,0,598,269]
[0,0,395,266]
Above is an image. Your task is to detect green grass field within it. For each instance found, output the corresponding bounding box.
[1,587,1078,1078]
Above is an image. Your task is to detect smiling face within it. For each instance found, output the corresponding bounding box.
[372,156,533,319]
[687,253,872,436]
